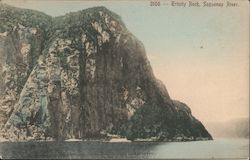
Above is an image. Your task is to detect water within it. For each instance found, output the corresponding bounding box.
[0,138,248,159]
[150,138,249,159]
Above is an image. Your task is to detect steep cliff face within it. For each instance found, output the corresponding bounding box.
[0,4,212,141]
[0,4,51,131]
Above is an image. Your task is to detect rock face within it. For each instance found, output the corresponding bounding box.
[0,4,212,141]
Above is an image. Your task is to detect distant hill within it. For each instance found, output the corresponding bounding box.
[205,118,249,138]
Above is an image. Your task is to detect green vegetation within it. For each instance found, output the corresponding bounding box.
[0,4,52,32]
[125,103,170,141]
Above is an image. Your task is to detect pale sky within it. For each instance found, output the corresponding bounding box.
[2,0,249,125]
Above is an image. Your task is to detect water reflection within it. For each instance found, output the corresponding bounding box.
[0,139,248,159]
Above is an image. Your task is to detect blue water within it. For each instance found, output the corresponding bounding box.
[0,138,248,159]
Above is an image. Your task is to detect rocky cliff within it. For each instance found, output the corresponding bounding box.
[0,4,212,141]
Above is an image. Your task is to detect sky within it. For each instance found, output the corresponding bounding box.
[2,0,249,125]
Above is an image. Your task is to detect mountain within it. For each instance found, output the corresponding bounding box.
[0,4,212,141]
[205,118,249,139]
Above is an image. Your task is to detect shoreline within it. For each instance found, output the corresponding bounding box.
[0,137,214,143]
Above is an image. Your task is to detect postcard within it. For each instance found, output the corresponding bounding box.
[0,0,249,159]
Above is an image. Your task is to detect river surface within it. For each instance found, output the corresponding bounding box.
[0,138,248,159]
